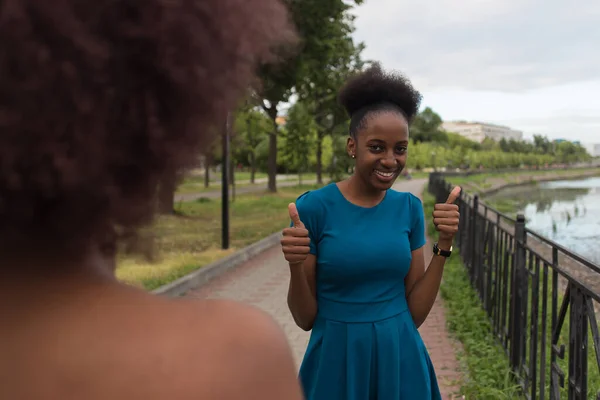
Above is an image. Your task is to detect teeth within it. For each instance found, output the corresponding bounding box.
[375,170,394,177]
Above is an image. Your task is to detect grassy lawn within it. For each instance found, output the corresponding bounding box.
[117,183,322,290]
[175,172,306,194]
[176,172,268,194]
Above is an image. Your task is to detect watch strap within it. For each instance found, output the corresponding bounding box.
[433,242,452,257]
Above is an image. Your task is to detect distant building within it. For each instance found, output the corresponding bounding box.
[441,121,523,143]
[584,143,600,157]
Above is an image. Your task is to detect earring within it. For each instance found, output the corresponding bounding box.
[351,154,355,159]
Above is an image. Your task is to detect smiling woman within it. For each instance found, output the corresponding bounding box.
[281,63,461,400]
[339,62,422,196]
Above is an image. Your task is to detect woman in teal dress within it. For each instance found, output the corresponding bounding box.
[280,64,461,400]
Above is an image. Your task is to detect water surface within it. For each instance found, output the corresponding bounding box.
[483,177,600,264]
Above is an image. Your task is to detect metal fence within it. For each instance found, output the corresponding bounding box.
[428,173,600,400]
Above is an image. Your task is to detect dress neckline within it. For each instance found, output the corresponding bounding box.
[332,182,389,210]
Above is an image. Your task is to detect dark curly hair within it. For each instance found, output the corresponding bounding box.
[337,63,422,138]
[0,0,295,259]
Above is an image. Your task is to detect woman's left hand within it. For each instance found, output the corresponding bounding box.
[432,186,461,244]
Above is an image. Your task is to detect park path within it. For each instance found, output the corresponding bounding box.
[186,178,462,399]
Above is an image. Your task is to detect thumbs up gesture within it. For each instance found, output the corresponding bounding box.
[433,186,462,243]
[281,203,311,266]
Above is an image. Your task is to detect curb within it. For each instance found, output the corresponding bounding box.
[152,231,283,297]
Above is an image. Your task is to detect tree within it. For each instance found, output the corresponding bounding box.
[411,107,448,144]
[232,104,271,183]
[283,101,315,182]
[329,127,354,182]
[257,0,363,192]
[533,134,552,154]
[294,3,365,184]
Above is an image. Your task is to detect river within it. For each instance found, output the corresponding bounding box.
[483,176,600,264]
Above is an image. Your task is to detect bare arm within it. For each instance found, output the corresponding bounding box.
[282,203,318,331]
[404,240,451,328]
[405,186,461,328]
[287,255,318,331]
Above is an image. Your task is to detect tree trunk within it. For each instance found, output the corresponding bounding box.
[250,152,256,184]
[204,153,211,188]
[316,133,324,185]
[158,170,177,214]
[264,104,279,193]
[268,132,277,192]
[230,157,235,202]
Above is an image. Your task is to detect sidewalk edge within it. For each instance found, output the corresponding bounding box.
[152,232,282,297]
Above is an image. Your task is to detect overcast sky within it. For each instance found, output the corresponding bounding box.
[351,0,600,143]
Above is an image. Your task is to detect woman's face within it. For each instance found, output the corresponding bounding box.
[347,111,409,191]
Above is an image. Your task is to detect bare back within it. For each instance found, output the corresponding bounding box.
[0,281,303,400]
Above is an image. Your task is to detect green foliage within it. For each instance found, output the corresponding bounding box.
[328,134,353,182]
[411,107,448,144]
[294,1,364,183]
[230,107,271,172]
[257,0,364,190]
[209,94,592,179]
[283,102,316,173]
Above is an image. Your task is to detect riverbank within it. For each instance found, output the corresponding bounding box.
[447,170,600,295]
[428,172,600,398]
[445,167,600,196]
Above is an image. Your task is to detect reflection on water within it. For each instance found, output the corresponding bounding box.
[484,177,600,264]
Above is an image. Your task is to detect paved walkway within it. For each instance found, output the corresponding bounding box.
[187,179,462,399]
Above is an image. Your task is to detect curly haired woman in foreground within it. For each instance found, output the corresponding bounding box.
[0,1,303,399]
[281,64,461,399]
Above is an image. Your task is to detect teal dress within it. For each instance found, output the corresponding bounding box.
[294,183,441,400]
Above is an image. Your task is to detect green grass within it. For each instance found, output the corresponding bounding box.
[117,183,322,290]
[176,171,272,194]
[409,171,431,179]
[423,192,523,399]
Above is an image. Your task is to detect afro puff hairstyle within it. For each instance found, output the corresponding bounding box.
[0,0,295,258]
[337,63,422,138]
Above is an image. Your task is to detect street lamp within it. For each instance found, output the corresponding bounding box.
[221,113,231,250]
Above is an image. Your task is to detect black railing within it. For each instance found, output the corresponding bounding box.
[429,173,600,400]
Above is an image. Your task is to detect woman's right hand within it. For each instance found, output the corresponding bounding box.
[281,203,311,266]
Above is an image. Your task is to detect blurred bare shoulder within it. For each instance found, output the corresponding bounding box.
[145,296,305,400]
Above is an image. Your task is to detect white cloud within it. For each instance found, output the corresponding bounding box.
[353,0,600,91]
[351,0,600,142]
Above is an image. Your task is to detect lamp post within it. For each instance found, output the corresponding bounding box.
[221,113,231,250]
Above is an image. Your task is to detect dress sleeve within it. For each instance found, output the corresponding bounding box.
[289,191,321,256]
[409,194,426,251]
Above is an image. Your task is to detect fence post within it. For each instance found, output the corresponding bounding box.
[510,214,527,371]
[456,190,463,250]
[568,287,589,399]
[428,172,440,196]
[469,195,479,281]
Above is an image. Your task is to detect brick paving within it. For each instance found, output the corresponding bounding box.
[187,179,463,399]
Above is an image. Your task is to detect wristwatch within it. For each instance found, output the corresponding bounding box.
[433,242,452,258]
